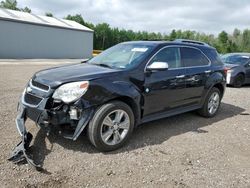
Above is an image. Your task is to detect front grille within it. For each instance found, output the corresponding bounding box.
[31,80,49,91]
[24,93,43,106]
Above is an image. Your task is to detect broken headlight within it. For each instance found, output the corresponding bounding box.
[52,81,89,103]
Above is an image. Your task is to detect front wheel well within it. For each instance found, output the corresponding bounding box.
[109,96,140,126]
[236,72,245,79]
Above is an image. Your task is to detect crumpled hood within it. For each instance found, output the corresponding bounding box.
[33,63,120,88]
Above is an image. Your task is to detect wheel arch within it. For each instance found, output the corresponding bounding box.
[83,78,143,127]
[107,96,141,126]
[213,83,225,97]
[232,72,245,87]
[236,72,245,79]
[201,72,226,106]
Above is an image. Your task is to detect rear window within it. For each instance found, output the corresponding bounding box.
[181,47,210,67]
[203,49,223,65]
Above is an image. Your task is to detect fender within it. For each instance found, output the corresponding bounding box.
[75,79,142,128]
[109,81,142,124]
[200,71,226,106]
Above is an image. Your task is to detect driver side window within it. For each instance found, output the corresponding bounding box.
[150,47,182,69]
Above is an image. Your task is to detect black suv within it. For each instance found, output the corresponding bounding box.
[11,39,226,164]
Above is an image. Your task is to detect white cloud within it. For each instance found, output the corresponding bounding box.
[17,0,250,34]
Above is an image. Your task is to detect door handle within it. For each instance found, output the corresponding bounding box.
[176,75,185,79]
[205,70,211,74]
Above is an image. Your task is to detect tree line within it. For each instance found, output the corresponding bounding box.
[1,0,250,53]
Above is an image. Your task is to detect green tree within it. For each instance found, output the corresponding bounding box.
[45,12,53,17]
[218,31,228,45]
[46,12,250,52]
[242,29,250,52]
[0,0,18,10]
[218,31,229,53]
[0,0,31,13]
[233,28,241,38]
[169,29,177,40]
[95,23,112,49]
[20,6,31,13]
[65,14,86,25]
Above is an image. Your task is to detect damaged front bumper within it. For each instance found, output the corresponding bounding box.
[8,106,37,167]
[8,81,94,169]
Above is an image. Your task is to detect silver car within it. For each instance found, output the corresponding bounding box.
[221,53,250,87]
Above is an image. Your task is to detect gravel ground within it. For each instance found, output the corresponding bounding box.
[0,63,249,188]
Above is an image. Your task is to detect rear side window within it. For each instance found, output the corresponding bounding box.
[181,47,210,67]
[150,47,182,69]
[204,49,223,65]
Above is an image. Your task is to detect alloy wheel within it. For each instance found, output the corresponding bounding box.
[208,92,220,115]
[100,110,130,146]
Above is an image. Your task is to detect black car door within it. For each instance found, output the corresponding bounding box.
[143,46,186,116]
[180,47,211,106]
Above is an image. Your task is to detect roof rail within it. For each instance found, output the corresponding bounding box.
[174,39,210,47]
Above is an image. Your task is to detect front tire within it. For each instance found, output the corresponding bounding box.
[88,101,134,152]
[198,87,221,118]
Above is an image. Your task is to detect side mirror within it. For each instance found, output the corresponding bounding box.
[146,62,169,71]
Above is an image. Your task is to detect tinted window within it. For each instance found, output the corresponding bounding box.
[204,49,223,65]
[181,47,210,67]
[150,47,182,69]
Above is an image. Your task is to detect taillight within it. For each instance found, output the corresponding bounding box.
[224,67,231,75]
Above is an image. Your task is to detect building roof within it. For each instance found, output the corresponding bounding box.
[0,8,93,32]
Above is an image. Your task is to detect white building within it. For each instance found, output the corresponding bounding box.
[0,8,93,59]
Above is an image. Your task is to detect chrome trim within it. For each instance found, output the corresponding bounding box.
[144,45,212,72]
[29,79,50,92]
[147,61,169,70]
[176,75,185,79]
[15,118,22,136]
[21,92,44,108]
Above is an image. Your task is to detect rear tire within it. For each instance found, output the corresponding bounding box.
[198,87,221,118]
[233,74,244,88]
[88,101,134,152]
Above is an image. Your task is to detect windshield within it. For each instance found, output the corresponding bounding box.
[88,43,154,69]
[221,54,250,65]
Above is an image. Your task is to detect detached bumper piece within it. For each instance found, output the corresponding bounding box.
[8,100,94,170]
[8,108,42,170]
[8,132,38,167]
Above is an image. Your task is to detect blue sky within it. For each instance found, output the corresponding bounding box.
[18,0,250,35]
